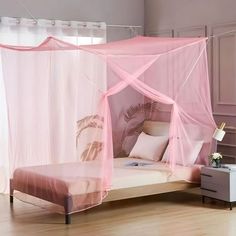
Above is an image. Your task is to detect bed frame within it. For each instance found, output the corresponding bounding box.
[9,121,200,224]
[10,179,199,224]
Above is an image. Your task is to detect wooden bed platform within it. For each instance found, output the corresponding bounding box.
[104,181,199,202]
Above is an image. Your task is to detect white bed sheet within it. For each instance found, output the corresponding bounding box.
[111,157,201,190]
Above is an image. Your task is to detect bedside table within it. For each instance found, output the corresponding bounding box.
[201,166,236,210]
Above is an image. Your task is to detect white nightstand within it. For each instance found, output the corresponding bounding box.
[201,166,236,210]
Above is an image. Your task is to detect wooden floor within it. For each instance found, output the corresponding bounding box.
[1,189,236,236]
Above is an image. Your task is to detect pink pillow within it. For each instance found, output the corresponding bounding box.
[129,132,168,161]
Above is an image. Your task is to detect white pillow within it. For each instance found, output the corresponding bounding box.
[129,132,168,161]
[162,140,203,165]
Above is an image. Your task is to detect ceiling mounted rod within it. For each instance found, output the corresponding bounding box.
[107,24,142,29]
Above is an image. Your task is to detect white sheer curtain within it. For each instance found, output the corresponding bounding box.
[0,17,106,46]
[0,16,106,193]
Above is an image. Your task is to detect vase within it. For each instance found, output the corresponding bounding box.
[212,159,221,168]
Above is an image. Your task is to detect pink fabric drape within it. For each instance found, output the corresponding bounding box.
[1,36,216,213]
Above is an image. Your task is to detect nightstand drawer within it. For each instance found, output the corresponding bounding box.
[201,168,229,185]
[201,181,229,192]
[201,182,229,201]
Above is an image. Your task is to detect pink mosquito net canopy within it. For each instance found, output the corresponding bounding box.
[1,36,216,214]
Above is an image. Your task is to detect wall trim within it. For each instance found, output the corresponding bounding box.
[221,154,236,158]
[145,29,174,37]
[213,112,236,117]
[175,25,207,37]
[225,126,236,132]
[217,102,236,106]
[218,143,236,148]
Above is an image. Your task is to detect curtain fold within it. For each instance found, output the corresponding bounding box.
[0,52,9,192]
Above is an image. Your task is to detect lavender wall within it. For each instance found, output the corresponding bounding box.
[145,0,236,162]
[145,0,236,32]
[0,0,144,41]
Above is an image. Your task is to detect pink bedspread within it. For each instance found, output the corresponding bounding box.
[13,162,103,212]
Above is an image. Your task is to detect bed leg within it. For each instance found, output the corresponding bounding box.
[64,196,72,224]
[202,195,205,204]
[65,214,71,224]
[10,195,13,203]
[10,179,14,204]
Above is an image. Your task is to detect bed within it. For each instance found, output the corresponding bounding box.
[10,157,200,224]
[9,121,202,224]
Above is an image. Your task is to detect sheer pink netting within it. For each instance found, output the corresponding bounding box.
[1,36,216,214]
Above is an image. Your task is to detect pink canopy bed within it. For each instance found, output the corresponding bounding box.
[1,36,216,224]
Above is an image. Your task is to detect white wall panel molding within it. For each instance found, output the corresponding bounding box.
[212,23,236,115]
[145,29,174,37]
[223,154,236,158]
[175,25,207,37]
[218,144,236,159]
[217,125,236,162]
[226,126,236,131]
[221,154,236,164]
[219,143,236,148]
[213,113,236,117]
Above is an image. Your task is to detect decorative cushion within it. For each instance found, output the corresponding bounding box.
[129,132,168,161]
[162,140,204,165]
[143,121,170,136]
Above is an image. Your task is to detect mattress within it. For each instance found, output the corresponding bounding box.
[112,157,201,189]
[13,158,201,196]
